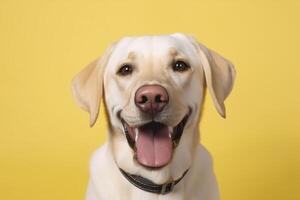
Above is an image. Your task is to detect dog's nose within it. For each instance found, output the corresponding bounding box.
[135,85,169,114]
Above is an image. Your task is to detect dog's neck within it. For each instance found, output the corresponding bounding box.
[118,167,189,194]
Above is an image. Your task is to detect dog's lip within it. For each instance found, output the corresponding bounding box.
[117,107,192,129]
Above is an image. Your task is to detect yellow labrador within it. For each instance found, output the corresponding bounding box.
[71,33,235,200]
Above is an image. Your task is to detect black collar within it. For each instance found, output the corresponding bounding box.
[119,168,189,195]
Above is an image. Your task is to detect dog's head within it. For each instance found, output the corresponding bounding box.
[71,33,235,183]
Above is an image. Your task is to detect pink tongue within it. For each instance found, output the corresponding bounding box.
[136,124,172,168]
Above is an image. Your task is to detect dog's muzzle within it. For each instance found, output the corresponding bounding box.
[118,84,191,169]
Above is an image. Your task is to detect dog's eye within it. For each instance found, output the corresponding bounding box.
[118,64,133,76]
[172,61,190,72]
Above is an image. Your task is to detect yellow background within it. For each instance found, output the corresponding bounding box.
[1,0,299,199]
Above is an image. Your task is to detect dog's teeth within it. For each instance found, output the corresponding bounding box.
[135,128,139,142]
[168,126,173,138]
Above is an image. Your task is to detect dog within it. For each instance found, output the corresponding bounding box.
[71,33,236,200]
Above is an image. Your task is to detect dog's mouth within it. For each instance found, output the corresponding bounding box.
[120,110,191,169]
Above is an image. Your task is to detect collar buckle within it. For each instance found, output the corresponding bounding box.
[161,181,175,194]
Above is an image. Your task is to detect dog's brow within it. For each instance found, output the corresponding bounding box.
[169,47,179,57]
[127,51,137,60]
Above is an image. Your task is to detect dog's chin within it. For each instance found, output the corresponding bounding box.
[119,109,191,170]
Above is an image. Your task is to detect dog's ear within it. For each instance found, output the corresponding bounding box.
[197,43,236,118]
[175,33,236,118]
[71,44,115,127]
